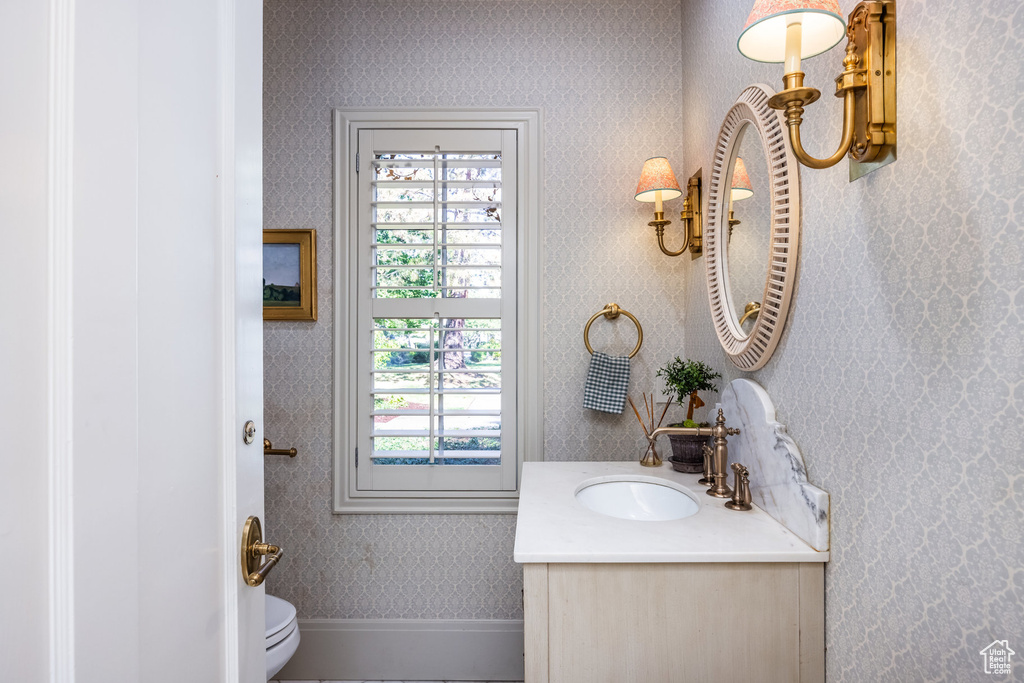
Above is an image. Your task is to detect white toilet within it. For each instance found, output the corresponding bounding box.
[265,594,300,681]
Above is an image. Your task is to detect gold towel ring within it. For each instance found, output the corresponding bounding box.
[739,301,761,326]
[583,303,644,359]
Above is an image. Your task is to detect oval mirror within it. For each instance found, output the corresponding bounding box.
[724,123,770,335]
[705,84,801,371]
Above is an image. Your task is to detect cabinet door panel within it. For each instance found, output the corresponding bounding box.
[545,563,801,683]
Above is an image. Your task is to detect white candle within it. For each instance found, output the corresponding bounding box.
[784,19,803,75]
[654,189,663,214]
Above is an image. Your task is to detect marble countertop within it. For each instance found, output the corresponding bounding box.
[513,461,829,564]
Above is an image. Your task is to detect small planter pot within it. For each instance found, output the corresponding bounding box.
[667,432,710,473]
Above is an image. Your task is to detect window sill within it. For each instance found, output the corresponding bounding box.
[334,491,520,515]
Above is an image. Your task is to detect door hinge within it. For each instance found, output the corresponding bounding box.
[355,152,360,173]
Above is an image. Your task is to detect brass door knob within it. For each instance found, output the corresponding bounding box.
[240,516,284,587]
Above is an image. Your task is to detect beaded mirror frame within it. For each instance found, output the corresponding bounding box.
[705,83,801,371]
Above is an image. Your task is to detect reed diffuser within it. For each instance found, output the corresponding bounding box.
[626,392,673,467]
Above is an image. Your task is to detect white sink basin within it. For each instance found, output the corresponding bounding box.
[575,477,699,521]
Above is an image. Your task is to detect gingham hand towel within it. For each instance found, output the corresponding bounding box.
[582,351,631,414]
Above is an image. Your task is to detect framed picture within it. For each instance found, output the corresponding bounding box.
[263,229,317,321]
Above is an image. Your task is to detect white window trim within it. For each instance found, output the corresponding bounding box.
[333,108,544,514]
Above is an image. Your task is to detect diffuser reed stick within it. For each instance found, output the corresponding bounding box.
[627,396,650,437]
[654,396,673,432]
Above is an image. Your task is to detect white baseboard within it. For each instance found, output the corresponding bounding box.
[275,618,525,681]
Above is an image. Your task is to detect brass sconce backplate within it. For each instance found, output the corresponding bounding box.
[684,170,703,259]
[847,0,897,179]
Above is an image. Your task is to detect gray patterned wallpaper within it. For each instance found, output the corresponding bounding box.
[263,0,690,621]
[265,1,1023,677]
[679,0,1023,681]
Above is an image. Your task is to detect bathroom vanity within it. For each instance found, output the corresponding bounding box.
[514,461,828,683]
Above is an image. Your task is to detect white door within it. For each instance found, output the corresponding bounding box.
[0,1,267,681]
[229,0,270,677]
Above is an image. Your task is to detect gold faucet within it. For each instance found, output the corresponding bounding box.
[647,409,740,498]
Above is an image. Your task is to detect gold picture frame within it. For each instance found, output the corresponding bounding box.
[263,229,317,321]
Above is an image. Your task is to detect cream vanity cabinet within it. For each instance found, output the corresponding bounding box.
[514,462,828,683]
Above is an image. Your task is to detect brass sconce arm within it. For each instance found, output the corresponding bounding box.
[651,212,690,257]
[774,71,859,170]
[650,173,703,257]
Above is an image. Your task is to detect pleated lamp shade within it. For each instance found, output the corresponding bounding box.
[738,0,846,63]
[634,157,683,203]
[730,157,754,202]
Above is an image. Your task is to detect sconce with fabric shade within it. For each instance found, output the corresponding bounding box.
[737,0,896,177]
[737,0,846,66]
[730,157,754,202]
[634,159,702,258]
[728,157,754,234]
[634,157,682,212]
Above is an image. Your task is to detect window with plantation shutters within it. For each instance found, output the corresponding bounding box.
[354,127,518,494]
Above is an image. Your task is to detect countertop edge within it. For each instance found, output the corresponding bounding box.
[513,551,830,564]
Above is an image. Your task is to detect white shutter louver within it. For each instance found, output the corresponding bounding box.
[355,129,517,493]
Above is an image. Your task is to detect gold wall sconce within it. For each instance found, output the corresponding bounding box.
[738,0,896,177]
[728,156,754,235]
[634,157,702,258]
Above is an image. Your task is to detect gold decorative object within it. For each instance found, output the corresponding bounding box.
[264,437,297,458]
[738,0,897,176]
[583,303,643,359]
[264,228,318,321]
[240,515,284,587]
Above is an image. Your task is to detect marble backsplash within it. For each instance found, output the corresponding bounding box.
[718,378,829,552]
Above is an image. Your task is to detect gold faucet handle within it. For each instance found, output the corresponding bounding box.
[698,444,714,487]
[725,427,741,436]
[725,463,753,511]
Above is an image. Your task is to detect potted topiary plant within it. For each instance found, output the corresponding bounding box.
[656,358,722,473]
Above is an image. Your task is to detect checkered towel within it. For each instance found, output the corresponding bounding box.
[583,351,631,414]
